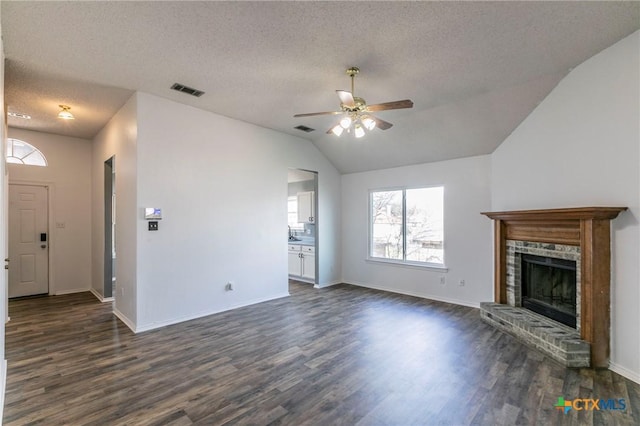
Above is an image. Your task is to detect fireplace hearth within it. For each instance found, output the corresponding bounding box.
[521,254,577,328]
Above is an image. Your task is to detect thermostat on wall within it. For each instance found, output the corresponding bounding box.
[145,208,162,220]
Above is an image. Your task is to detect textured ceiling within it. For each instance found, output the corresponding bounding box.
[2,1,639,173]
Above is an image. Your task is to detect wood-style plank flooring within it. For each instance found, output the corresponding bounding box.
[4,281,640,425]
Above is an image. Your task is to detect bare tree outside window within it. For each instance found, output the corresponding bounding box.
[370,187,444,265]
[406,187,443,264]
[371,191,403,260]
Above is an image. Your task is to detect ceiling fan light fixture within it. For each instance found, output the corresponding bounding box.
[57,105,75,120]
[294,66,413,138]
[339,116,352,129]
[362,116,376,131]
[331,125,344,136]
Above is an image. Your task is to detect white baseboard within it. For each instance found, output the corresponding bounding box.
[344,280,480,309]
[314,280,342,289]
[113,307,136,334]
[134,292,291,334]
[609,361,640,384]
[54,287,90,296]
[90,288,114,303]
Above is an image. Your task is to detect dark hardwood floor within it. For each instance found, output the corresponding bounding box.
[3,281,639,425]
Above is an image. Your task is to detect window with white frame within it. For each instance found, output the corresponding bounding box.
[6,138,47,166]
[369,186,444,266]
[287,196,304,231]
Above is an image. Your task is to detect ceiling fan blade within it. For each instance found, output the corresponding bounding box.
[336,90,355,108]
[371,115,393,130]
[294,111,342,118]
[366,99,414,112]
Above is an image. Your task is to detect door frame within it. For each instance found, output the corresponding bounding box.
[287,168,319,286]
[103,157,114,300]
[8,180,55,296]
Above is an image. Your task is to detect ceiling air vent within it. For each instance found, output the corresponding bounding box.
[170,83,205,97]
[294,125,315,133]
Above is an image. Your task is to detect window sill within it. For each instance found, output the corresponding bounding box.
[366,257,448,273]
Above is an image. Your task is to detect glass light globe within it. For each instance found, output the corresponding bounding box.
[331,125,344,136]
[340,116,352,129]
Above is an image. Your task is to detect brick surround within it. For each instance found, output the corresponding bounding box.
[506,240,581,331]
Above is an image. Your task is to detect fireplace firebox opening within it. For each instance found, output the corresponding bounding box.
[521,254,577,328]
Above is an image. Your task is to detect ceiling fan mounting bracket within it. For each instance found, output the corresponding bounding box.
[346,67,360,77]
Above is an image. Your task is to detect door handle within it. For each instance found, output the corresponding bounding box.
[41,244,47,249]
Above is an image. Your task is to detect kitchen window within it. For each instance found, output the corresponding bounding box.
[287,196,304,231]
[369,186,444,267]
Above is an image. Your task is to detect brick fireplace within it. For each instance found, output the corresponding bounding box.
[480,207,626,368]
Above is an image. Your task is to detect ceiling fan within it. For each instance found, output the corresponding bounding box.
[294,67,413,137]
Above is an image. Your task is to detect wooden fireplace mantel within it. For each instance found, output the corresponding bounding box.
[481,207,627,368]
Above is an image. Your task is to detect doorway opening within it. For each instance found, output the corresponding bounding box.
[287,169,318,289]
[104,157,115,299]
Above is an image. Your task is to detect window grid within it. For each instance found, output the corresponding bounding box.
[6,138,47,166]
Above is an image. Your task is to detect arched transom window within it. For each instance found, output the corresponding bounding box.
[6,138,47,166]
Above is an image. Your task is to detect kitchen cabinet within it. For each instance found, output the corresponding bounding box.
[288,246,302,276]
[301,246,315,280]
[288,244,315,281]
[297,191,315,224]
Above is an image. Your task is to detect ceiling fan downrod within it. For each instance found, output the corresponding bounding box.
[346,66,359,95]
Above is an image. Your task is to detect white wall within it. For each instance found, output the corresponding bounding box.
[341,155,493,307]
[8,129,92,295]
[132,92,341,330]
[492,31,640,382]
[92,94,138,326]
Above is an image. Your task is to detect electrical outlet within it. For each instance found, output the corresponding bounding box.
[440,276,446,285]
[459,279,466,286]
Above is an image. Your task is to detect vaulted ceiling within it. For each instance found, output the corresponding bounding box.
[2,2,639,174]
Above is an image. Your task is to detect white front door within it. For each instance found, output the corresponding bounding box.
[8,185,49,297]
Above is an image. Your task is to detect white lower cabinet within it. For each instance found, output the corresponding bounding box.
[288,249,302,276]
[288,244,315,281]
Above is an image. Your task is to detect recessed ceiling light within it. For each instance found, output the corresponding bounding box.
[8,112,31,120]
